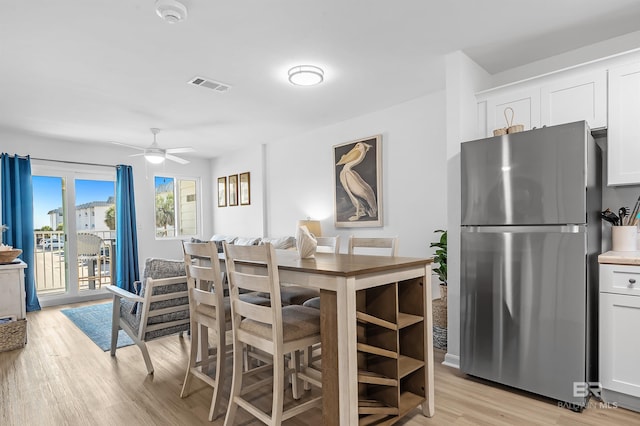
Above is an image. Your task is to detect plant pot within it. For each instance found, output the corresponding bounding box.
[439,284,447,302]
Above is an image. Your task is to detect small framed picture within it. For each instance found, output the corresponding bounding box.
[228,174,238,206]
[240,172,250,205]
[217,177,227,207]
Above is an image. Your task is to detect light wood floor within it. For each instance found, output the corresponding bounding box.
[1,301,638,425]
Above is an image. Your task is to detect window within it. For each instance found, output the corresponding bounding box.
[154,176,199,238]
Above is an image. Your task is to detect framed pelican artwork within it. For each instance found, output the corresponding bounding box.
[333,135,382,227]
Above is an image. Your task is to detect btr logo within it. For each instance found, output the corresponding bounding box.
[573,381,602,397]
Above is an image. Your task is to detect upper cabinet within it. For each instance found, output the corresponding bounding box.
[608,62,640,186]
[484,88,540,136]
[541,70,607,129]
[477,69,607,138]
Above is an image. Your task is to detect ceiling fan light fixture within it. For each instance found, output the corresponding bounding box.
[288,65,324,86]
[144,151,165,164]
[155,0,188,24]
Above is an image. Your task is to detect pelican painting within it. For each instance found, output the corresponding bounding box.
[334,136,382,227]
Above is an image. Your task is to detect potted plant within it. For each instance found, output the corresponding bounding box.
[429,229,447,301]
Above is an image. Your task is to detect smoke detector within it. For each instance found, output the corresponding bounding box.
[155,0,188,24]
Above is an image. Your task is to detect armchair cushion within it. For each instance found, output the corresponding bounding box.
[142,258,186,280]
[131,258,187,316]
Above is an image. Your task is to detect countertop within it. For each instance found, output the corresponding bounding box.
[598,251,640,265]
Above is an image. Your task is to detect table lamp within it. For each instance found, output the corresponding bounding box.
[297,218,321,237]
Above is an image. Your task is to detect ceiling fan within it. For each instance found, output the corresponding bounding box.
[112,128,194,164]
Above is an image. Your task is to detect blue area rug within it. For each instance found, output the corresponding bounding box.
[61,302,135,351]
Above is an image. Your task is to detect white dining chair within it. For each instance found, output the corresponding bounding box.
[223,242,322,425]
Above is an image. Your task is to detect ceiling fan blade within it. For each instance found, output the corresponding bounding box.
[166,154,190,164]
[111,141,145,151]
[129,153,145,157]
[165,147,195,154]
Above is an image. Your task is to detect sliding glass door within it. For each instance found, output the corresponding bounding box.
[32,162,116,306]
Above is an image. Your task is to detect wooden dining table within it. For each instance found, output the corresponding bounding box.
[222,250,435,425]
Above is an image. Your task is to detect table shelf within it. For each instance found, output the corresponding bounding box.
[356,277,427,423]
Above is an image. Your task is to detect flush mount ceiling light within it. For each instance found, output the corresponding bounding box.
[288,65,324,86]
[155,0,188,24]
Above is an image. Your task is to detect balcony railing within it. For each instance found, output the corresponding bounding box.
[33,230,115,295]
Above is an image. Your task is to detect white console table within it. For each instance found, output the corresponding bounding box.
[0,260,27,320]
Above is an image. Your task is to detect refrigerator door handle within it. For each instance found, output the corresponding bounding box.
[461,225,585,234]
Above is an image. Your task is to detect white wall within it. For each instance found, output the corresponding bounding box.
[212,93,448,260]
[210,144,265,237]
[1,128,213,263]
[444,51,491,368]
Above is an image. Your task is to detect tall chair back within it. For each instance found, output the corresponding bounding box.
[316,235,341,254]
[223,242,322,425]
[180,241,228,421]
[348,235,398,256]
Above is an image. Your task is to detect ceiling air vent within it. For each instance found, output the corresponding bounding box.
[188,76,231,93]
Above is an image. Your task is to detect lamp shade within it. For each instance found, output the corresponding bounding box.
[297,219,321,237]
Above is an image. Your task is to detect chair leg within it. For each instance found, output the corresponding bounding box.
[224,342,245,426]
[198,324,212,376]
[209,330,226,421]
[137,340,154,375]
[180,319,199,398]
[304,346,312,391]
[271,354,285,425]
[110,296,120,357]
[291,350,301,400]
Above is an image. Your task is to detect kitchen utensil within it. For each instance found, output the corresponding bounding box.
[619,207,628,225]
[628,196,640,226]
[602,208,620,226]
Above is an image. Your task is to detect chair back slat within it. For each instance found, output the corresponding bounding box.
[232,271,271,294]
[145,318,190,333]
[348,236,398,256]
[233,299,273,324]
[182,241,226,326]
[138,274,190,339]
[183,241,224,291]
[224,242,283,345]
[316,236,340,254]
[147,304,190,318]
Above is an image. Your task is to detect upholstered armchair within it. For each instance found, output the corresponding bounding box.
[105,258,189,374]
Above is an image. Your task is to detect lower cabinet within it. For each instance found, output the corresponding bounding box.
[0,261,27,320]
[599,262,640,412]
[355,277,426,425]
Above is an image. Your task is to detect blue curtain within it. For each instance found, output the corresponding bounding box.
[1,153,41,312]
[115,165,139,293]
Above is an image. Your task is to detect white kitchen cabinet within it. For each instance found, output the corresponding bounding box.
[608,62,640,186]
[480,88,540,138]
[0,260,27,320]
[599,262,640,412]
[540,70,607,129]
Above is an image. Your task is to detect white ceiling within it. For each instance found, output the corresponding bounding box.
[3,0,640,159]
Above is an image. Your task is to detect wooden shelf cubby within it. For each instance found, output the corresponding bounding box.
[355,277,427,425]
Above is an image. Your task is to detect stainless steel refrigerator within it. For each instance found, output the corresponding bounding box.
[460,121,601,408]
